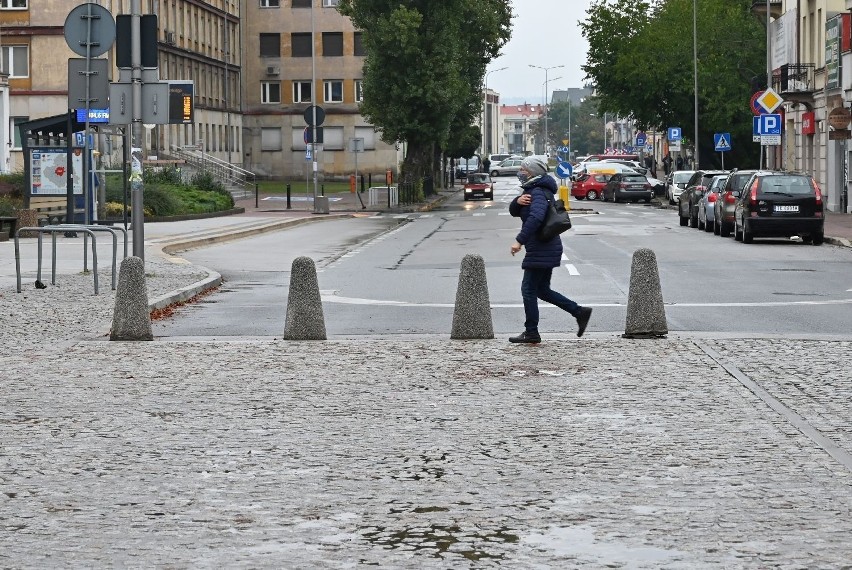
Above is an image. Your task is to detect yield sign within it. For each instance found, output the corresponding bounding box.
[714,132,732,152]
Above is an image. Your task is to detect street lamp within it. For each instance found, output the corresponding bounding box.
[483,66,507,155]
[529,64,563,156]
[692,0,699,169]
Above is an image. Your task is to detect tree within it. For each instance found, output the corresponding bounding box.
[338,0,512,183]
[582,0,765,168]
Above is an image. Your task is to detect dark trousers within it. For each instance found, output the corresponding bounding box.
[521,267,580,333]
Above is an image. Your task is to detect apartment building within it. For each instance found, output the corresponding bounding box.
[770,0,848,212]
[241,0,398,179]
[2,0,241,171]
[500,103,542,156]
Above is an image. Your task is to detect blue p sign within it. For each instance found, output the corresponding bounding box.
[667,127,682,141]
[759,114,782,135]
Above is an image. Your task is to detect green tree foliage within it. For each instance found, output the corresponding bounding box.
[338,0,512,181]
[582,0,765,168]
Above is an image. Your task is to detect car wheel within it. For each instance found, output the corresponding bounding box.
[679,214,688,227]
[689,210,698,228]
[644,198,651,204]
[490,171,499,177]
[734,219,743,241]
[586,190,598,201]
[713,217,721,235]
[742,222,754,244]
[720,221,731,238]
[698,214,705,230]
[812,232,824,245]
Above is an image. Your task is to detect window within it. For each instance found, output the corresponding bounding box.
[1,45,28,78]
[10,116,28,149]
[0,0,27,8]
[259,33,280,57]
[324,80,343,103]
[323,0,340,6]
[261,81,281,104]
[261,127,282,151]
[354,32,365,56]
[291,0,310,7]
[323,126,344,150]
[291,33,312,57]
[260,0,279,6]
[354,80,364,103]
[354,126,376,150]
[322,32,343,56]
[293,81,312,103]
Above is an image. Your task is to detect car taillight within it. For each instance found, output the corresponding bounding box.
[707,193,718,203]
[813,180,823,206]
[619,183,627,189]
[644,183,651,190]
[724,192,736,204]
[749,183,758,207]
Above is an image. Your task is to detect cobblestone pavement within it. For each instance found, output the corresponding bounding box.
[3,269,852,567]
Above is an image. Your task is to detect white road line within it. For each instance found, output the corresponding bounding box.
[318,292,852,309]
[564,264,579,276]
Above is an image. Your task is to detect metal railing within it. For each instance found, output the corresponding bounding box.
[773,63,815,95]
[170,145,257,199]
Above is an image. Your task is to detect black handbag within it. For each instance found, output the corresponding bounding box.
[537,193,572,241]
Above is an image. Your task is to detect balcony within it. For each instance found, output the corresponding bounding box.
[773,63,816,104]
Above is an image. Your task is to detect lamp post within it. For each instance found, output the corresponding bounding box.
[483,66,507,155]
[529,64,563,157]
[540,76,561,154]
[693,0,699,169]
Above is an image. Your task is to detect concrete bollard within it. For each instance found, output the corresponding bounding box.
[283,256,327,340]
[110,256,153,341]
[450,254,494,339]
[623,248,668,338]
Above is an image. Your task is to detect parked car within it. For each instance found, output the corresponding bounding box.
[714,169,758,237]
[462,173,494,201]
[666,170,697,204]
[489,158,524,177]
[602,172,654,203]
[733,171,824,244]
[454,156,481,178]
[678,170,727,227]
[571,172,612,201]
[697,174,729,232]
[488,153,514,165]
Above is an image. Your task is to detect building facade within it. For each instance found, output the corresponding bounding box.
[241,0,398,179]
[499,103,541,156]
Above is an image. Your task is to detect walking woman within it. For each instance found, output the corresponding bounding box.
[508,157,592,343]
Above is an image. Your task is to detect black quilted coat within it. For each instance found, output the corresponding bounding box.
[509,174,563,269]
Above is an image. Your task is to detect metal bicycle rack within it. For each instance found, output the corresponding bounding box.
[14,224,127,295]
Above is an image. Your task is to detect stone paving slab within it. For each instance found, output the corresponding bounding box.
[3,332,852,567]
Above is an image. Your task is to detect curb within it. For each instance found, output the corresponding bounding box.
[148,266,223,312]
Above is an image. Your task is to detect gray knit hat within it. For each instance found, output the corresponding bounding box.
[521,156,548,177]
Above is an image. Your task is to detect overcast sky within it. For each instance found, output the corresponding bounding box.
[487,0,594,104]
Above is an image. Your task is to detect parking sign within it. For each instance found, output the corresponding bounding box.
[667,127,682,142]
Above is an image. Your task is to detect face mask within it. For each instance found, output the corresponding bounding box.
[517,171,530,183]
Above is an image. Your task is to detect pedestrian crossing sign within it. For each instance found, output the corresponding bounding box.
[714,132,732,152]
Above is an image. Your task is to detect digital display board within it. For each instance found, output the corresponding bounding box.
[169,82,194,124]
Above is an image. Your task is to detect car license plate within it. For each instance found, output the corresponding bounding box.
[775,205,799,212]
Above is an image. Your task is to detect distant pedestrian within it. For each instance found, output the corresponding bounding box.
[644,155,653,171]
[662,152,673,176]
[676,155,684,171]
[508,156,593,343]
[650,157,658,178]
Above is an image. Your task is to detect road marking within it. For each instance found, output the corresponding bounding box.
[319,291,852,309]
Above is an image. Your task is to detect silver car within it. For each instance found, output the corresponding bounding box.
[489,158,524,177]
[697,174,729,232]
[714,169,758,237]
[666,170,697,204]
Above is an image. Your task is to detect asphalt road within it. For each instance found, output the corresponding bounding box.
[154,177,852,338]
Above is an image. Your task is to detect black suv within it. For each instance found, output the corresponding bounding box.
[678,170,727,227]
[733,170,824,244]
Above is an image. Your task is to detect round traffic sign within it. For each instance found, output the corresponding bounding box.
[64,3,116,58]
[304,105,325,126]
[828,107,851,130]
[750,91,767,116]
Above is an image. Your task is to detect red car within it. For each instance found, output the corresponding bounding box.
[463,173,494,200]
[571,172,610,201]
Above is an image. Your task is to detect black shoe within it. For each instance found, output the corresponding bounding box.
[509,331,541,344]
[576,307,593,337]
